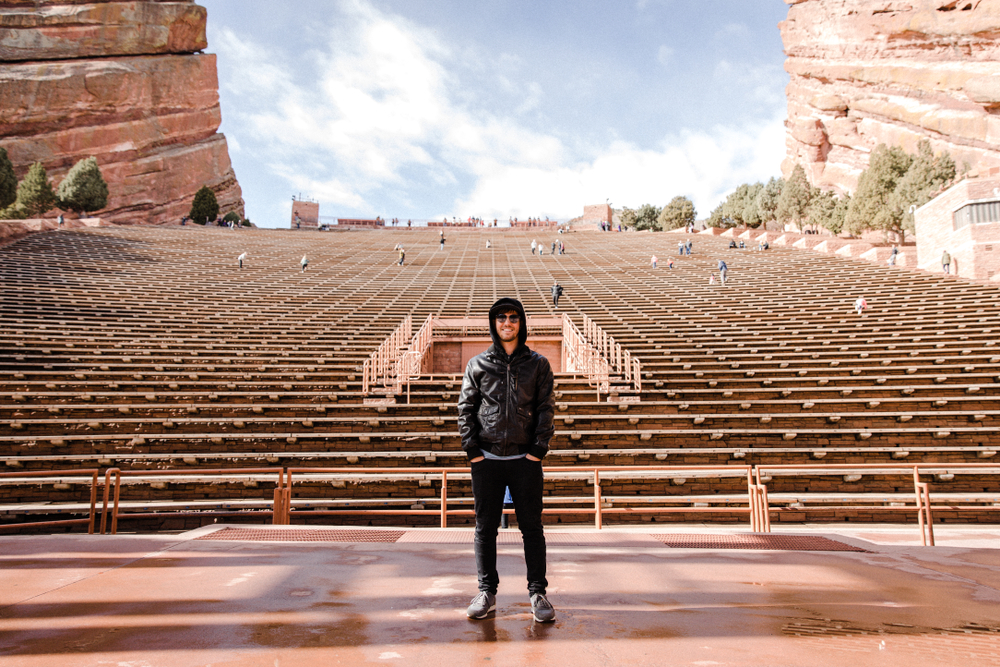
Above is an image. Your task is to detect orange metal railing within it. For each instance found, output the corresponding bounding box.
[0,469,100,534]
[5,463,997,544]
[277,465,754,529]
[100,467,287,535]
[362,315,412,394]
[754,463,1000,546]
[571,314,642,397]
[395,314,434,398]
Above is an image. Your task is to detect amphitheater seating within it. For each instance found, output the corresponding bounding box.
[2,225,1000,530]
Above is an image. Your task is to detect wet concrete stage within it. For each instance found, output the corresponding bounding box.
[2,525,999,666]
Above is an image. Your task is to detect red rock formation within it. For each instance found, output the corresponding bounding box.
[780,0,1000,193]
[0,0,242,224]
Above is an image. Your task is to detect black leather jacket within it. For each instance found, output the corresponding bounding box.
[458,342,555,460]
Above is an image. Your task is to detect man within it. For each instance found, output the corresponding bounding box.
[718,259,728,285]
[397,246,405,266]
[301,255,308,272]
[237,252,246,269]
[550,283,563,308]
[941,249,951,274]
[458,297,556,623]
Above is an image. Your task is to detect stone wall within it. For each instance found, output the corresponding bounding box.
[780,0,1000,194]
[0,0,243,225]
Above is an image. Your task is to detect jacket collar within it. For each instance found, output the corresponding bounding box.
[488,342,528,364]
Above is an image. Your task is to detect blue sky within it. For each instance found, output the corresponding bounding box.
[201,0,790,227]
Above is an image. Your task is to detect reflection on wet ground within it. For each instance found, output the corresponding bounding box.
[0,525,998,666]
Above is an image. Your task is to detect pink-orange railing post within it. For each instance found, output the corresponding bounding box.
[921,483,935,547]
[100,468,121,535]
[441,471,448,528]
[88,471,98,534]
[594,469,602,529]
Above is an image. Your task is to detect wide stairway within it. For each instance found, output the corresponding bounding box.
[2,225,999,532]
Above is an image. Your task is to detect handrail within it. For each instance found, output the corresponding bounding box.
[11,463,993,541]
[563,314,611,398]
[100,467,287,535]
[396,314,434,398]
[0,469,99,534]
[362,316,412,394]
[281,465,753,529]
[579,313,642,394]
[753,462,1000,545]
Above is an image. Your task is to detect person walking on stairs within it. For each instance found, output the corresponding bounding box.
[458,297,556,623]
[301,255,308,272]
[550,283,563,308]
[237,252,246,269]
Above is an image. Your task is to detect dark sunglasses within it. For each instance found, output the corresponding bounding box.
[495,313,520,323]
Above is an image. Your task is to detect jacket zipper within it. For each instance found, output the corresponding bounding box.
[504,361,511,453]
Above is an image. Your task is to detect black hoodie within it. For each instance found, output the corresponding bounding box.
[457,297,556,460]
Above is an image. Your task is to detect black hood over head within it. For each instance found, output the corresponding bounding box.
[488,297,528,350]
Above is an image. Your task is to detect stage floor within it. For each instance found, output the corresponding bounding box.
[2,524,999,666]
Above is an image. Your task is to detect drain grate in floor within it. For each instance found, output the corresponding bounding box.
[651,534,869,552]
[196,528,405,543]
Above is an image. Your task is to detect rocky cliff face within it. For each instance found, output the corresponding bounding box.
[0,0,242,224]
[780,0,1000,193]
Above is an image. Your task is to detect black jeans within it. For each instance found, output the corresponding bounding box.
[471,457,547,596]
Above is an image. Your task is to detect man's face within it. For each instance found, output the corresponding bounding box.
[495,310,520,343]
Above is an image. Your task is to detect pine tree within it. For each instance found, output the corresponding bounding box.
[0,148,16,211]
[706,203,725,228]
[631,204,662,231]
[189,185,219,225]
[892,140,956,237]
[775,164,813,231]
[15,162,57,218]
[807,190,850,235]
[721,184,752,227]
[755,177,784,230]
[656,196,696,231]
[844,144,911,237]
[741,182,764,228]
[56,157,109,215]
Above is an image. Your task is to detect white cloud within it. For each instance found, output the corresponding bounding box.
[453,114,787,220]
[214,0,785,222]
[215,3,566,212]
[657,44,674,67]
[715,59,786,107]
[717,23,751,40]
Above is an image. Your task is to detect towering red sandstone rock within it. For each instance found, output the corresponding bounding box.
[0,0,242,224]
[780,0,1000,193]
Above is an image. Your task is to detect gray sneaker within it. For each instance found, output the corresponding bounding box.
[466,591,496,619]
[530,593,555,622]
